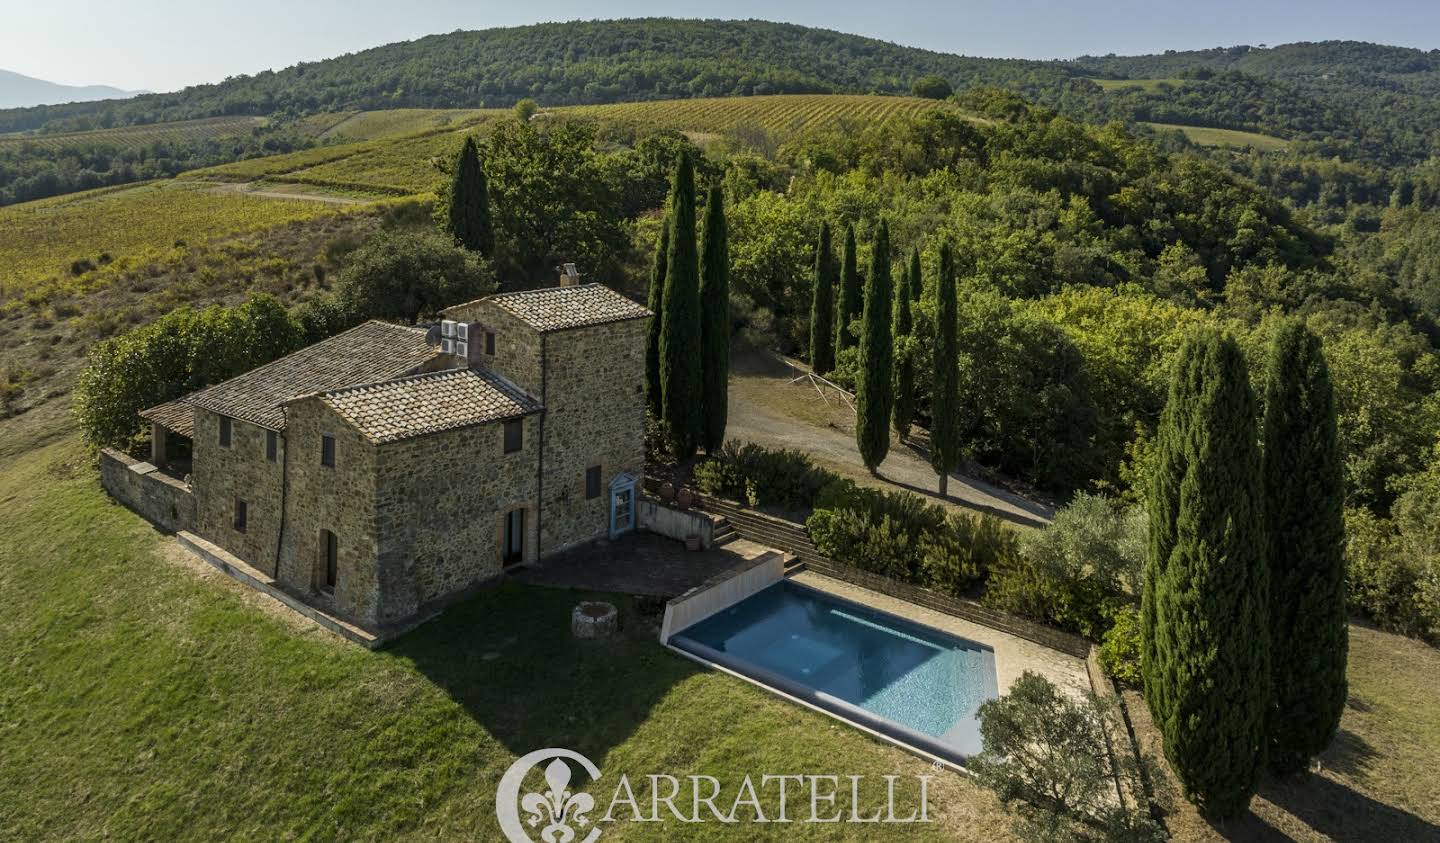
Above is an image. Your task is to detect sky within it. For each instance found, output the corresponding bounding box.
[2,0,1438,92]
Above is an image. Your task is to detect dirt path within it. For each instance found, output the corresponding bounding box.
[726,349,1055,528]
[206,181,367,205]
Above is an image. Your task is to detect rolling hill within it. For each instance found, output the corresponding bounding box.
[0,21,1433,163]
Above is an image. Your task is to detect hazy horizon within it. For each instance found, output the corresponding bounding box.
[3,1,1438,95]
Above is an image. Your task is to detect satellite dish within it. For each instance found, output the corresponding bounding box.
[424,323,442,346]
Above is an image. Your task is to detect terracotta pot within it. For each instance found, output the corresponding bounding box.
[659,482,675,501]
[676,488,694,509]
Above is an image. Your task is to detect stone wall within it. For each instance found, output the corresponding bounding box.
[638,499,715,548]
[443,301,544,395]
[538,318,649,555]
[276,399,381,627]
[373,413,541,619]
[99,448,195,533]
[191,407,285,575]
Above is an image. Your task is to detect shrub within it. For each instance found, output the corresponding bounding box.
[807,507,914,580]
[984,495,1143,639]
[809,478,1012,593]
[971,672,1164,843]
[983,554,1122,640]
[1344,506,1440,640]
[74,295,303,450]
[693,440,832,510]
[1021,493,1145,597]
[1099,605,1143,686]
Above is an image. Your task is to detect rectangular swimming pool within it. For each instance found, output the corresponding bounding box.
[668,580,999,763]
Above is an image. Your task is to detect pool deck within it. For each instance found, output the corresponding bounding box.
[787,570,1092,701]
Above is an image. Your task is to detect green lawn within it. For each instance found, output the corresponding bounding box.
[0,433,1014,841]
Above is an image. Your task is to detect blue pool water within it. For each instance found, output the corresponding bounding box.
[670,581,999,759]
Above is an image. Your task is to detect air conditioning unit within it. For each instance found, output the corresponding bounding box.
[441,337,455,354]
[441,320,457,338]
[455,322,470,342]
[454,340,469,359]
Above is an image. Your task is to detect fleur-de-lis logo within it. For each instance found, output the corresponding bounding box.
[520,759,596,843]
[496,749,603,843]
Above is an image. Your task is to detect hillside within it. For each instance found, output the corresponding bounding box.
[0,21,1432,164]
[0,69,141,109]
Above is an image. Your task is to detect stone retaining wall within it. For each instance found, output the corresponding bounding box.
[638,499,715,548]
[99,448,195,533]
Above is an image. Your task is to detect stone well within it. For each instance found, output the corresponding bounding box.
[571,601,619,639]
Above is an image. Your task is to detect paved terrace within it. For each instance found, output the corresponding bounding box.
[511,532,775,598]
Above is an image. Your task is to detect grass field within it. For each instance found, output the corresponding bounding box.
[0,182,353,301]
[1143,122,1291,151]
[1124,625,1440,840]
[0,431,1014,842]
[0,116,270,152]
[1088,77,1187,92]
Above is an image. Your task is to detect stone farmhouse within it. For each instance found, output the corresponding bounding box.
[102,282,652,642]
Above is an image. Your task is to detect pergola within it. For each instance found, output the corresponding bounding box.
[138,399,194,476]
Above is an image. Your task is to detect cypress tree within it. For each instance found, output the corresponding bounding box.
[699,185,730,453]
[856,220,894,472]
[891,251,916,440]
[440,136,493,257]
[930,243,962,498]
[809,222,836,375]
[1142,328,1270,820]
[836,224,862,353]
[645,221,669,417]
[1262,319,1347,776]
[659,153,703,459]
[907,247,923,302]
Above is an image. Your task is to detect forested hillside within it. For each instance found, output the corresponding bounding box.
[4,21,1438,207]
[1,21,1435,163]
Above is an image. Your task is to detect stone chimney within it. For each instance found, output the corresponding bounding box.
[558,262,581,287]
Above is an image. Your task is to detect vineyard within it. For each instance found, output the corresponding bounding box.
[1143,121,1290,151]
[319,108,500,141]
[0,182,351,302]
[0,116,269,153]
[5,95,984,300]
[557,94,975,136]
[187,95,976,196]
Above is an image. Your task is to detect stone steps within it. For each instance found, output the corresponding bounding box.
[711,520,738,547]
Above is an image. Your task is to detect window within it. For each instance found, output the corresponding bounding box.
[586,465,601,499]
[233,499,248,533]
[266,430,278,462]
[321,434,335,468]
[319,529,337,593]
[218,416,232,448]
[503,420,523,454]
[485,331,496,355]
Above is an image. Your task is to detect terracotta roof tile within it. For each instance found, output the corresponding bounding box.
[139,399,195,438]
[318,368,542,443]
[188,321,439,431]
[442,283,651,332]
